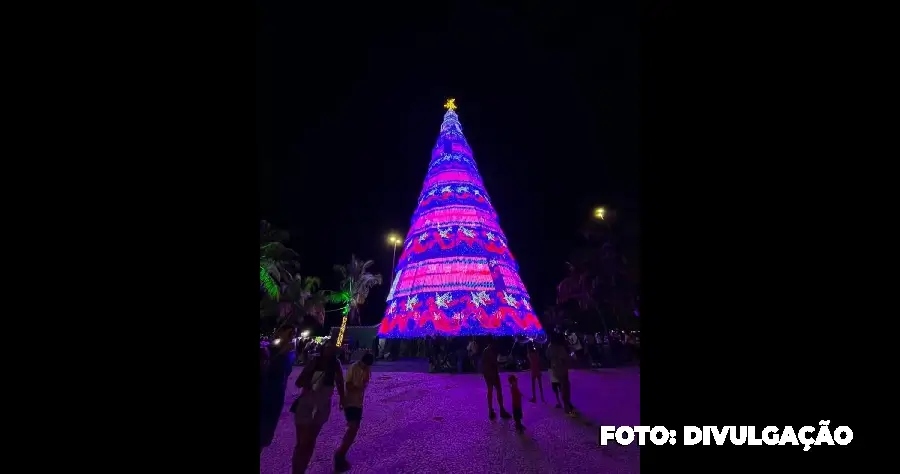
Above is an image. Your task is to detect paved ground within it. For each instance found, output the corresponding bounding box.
[261,364,640,474]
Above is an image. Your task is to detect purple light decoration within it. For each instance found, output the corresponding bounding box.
[377,100,545,338]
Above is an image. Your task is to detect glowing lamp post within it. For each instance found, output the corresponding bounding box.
[593,207,606,220]
[387,233,402,285]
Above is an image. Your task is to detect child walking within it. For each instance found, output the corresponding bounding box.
[508,374,525,432]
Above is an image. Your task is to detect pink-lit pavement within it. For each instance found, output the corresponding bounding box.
[260,364,640,474]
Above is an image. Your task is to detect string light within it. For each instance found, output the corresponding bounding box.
[377,102,545,338]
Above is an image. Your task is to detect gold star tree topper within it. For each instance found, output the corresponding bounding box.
[444,98,457,111]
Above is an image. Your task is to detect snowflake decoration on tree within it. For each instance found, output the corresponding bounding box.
[388,301,397,314]
[470,290,490,308]
[435,292,453,308]
[485,231,496,241]
[489,258,499,267]
[456,185,469,193]
[522,299,531,311]
[458,226,475,238]
[428,188,437,196]
[418,232,428,242]
[473,189,481,197]
[502,291,519,308]
[432,312,442,321]
[452,312,464,321]
[405,295,419,311]
[441,185,453,194]
[438,227,452,239]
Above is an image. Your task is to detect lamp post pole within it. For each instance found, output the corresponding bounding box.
[387,233,402,285]
[390,241,398,284]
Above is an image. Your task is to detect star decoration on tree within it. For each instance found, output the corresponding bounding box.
[438,227,452,239]
[502,291,519,308]
[471,290,490,308]
[418,233,428,242]
[459,226,475,238]
[441,185,453,194]
[485,232,496,241]
[456,185,469,193]
[433,312,442,321]
[405,295,419,311]
[435,292,452,308]
[444,98,457,111]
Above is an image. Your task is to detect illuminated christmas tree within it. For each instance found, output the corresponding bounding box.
[377,99,545,338]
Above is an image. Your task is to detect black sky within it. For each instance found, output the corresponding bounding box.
[257,2,639,327]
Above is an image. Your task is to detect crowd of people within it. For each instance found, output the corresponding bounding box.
[259,327,638,473]
[419,329,639,374]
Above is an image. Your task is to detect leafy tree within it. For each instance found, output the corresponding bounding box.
[258,220,327,331]
[556,210,639,332]
[259,220,300,299]
[328,255,383,338]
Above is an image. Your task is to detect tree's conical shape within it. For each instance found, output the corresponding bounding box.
[378,102,544,338]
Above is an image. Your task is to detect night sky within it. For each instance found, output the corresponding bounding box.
[257,2,639,328]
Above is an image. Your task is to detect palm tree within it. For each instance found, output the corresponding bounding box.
[259,220,299,299]
[328,255,383,344]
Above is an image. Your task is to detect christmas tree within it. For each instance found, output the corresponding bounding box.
[377,99,544,338]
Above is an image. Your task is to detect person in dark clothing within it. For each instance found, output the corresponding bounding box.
[481,335,512,420]
[259,327,296,454]
[291,338,345,474]
[456,342,467,373]
[508,374,525,432]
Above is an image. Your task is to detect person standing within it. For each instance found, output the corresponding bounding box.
[291,339,345,474]
[467,337,480,372]
[334,353,374,472]
[259,327,295,454]
[567,331,583,367]
[548,332,575,415]
[527,344,545,403]
[481,335,512,420]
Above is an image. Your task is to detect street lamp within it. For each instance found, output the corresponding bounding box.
[593,207,606,220]
[387,233,402,285]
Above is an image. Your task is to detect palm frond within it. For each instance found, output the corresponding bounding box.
[260,266,279,299]
[302,276,322,292]
[327,291,351,305]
